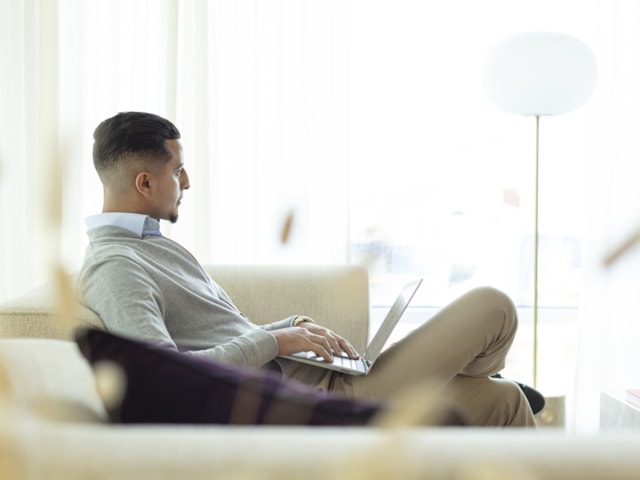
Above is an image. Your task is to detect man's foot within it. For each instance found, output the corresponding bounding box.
[492,374,546,415]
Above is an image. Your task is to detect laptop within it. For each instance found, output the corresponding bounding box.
[281,278,422,376]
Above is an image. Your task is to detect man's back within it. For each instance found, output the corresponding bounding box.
[78,223,278,366]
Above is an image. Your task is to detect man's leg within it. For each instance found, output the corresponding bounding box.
[441,375,536,426]
[331,286,536,426]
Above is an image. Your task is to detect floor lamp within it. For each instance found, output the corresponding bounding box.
[482,32,597,388]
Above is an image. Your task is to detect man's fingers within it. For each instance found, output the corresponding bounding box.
[339,339,359,359]
[273,325,358,362]
[305,332,334,362]
[311,337,358,362]
[327,334,358,359]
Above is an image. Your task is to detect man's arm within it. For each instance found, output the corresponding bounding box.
[78,256,279,367]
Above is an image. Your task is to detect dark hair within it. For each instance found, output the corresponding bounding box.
[92,112,181,179]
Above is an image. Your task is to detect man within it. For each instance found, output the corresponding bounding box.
[78,111,540,427]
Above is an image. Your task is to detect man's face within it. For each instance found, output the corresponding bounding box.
[148,139,190,223]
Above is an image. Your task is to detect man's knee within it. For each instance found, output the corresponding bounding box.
[465,286,518,335]
[468,286,516,314]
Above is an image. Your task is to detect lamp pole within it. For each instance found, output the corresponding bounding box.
[483,31,597,392]
[533,114,540,389]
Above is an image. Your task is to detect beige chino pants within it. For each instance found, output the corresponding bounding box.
[330,286,537,427]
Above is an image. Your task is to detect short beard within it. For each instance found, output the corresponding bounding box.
[169,214,179,224]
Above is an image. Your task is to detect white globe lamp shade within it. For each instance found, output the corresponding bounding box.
[483,32,597,116]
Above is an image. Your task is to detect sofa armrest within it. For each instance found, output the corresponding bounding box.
[0,265,371,351]
[0,281,104,341]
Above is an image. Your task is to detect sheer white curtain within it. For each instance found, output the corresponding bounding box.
[574,0,640,433]
[172,0,349,265]
[0,0,59,299]
[0,0,349,301]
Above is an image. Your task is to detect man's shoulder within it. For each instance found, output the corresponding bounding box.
[80,231,152,279]
[78,242,155,296]
[86,224,157,256]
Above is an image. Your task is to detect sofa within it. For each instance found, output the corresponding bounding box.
[1,264,640,479]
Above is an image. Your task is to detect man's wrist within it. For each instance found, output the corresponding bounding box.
[292,315,315,327]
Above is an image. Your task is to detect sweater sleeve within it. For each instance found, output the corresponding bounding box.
[260,316,298,331]
[77,254,279,368]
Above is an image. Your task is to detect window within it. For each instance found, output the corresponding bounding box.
[346,0,595,388]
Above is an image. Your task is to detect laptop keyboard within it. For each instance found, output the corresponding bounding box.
[297,351,366,372]
[332,353,363,371]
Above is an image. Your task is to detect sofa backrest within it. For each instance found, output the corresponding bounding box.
[0,265,371,351]
[207,265,370,351]
[0,280,103,341]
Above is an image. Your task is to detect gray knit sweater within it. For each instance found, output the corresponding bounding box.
[77,225,327,386]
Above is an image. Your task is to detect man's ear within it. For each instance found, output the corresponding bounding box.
[134,171,153,197]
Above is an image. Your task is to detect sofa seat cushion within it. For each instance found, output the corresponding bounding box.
[75,328,383,426]
[5,424,640,480]
[0,338,108,423]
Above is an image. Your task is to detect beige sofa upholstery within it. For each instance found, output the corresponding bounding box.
[0,265,370,350]
[1,264,640,480]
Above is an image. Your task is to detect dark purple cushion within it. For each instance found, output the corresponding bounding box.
[74,328,382,426]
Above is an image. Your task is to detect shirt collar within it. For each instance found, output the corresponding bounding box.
[85,213,162,237]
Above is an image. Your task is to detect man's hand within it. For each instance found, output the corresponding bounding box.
[270,322,359,363]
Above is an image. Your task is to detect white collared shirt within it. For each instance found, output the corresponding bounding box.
[85,212,162,237]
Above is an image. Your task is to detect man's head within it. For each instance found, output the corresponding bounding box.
[93,112,189,223]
